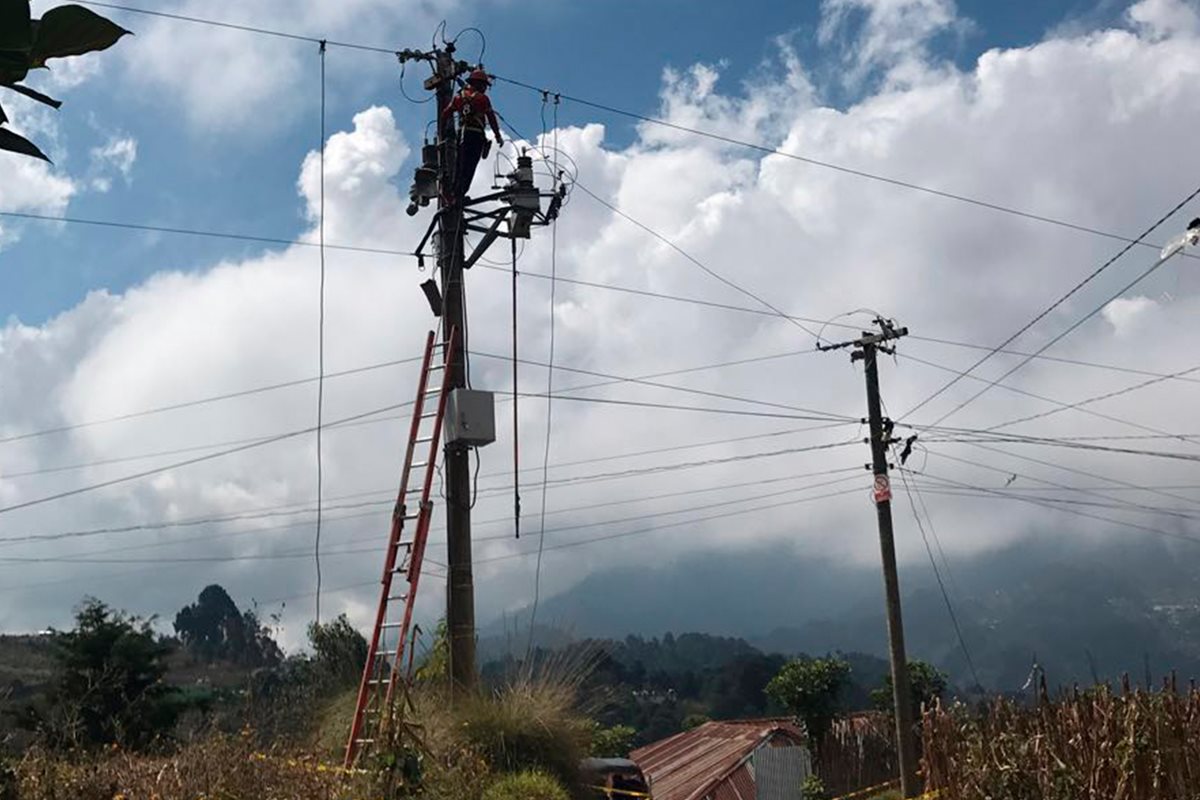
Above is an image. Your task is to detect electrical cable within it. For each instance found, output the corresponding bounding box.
[0,353,422,448]
[0,399,412,517]
[0,210,420,258]
[53,2,1199,262]
[511,235,521,538]
[892,456,984,691]
[11,205,1200,395]
[526,94,559,657]
[498,114,823,345]
[982,361,1200,436]
[491,73,1200,262]
[314,40,327,624]
[902,184,1200,425]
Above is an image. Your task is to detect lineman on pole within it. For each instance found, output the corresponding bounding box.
[441,68,504,202]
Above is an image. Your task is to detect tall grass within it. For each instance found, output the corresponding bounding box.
[923,676,1200,800]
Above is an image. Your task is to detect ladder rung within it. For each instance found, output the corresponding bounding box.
[368,678,390,685]
[415,435,434,444]
[420,411,438,419]
[381,621,406,629]
[355,738,375,744]
[411,461,429,470]
[376,649,397,658]
[388,595,408,602]
[428,363,445,371]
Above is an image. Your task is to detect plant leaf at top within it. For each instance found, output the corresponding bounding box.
[0,125,50,161]
[30,4,130,67]
[0,0,32,53]
[4,82,61,107]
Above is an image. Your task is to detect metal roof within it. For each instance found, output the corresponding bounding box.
[630,718,806,800]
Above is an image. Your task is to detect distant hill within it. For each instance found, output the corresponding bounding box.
[486,534,1200,691]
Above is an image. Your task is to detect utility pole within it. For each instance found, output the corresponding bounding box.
[395,40,566,698]
[820,318,919,797]
[431,44,476,694]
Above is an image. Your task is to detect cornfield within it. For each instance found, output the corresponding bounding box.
[923,676,1200,800]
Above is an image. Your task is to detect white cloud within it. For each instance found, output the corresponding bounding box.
[116,0,466,132]
[1102,295,1157,334]
[88,135,137,192]
[1128,0,1200,39]
[4,4,1200,647]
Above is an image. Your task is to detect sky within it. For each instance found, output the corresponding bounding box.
[2,0,1200,650]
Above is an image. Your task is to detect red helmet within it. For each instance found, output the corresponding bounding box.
[467,69,490,88]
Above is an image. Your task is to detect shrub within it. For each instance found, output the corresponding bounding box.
[483,770,570,800]
[456,679,592,791]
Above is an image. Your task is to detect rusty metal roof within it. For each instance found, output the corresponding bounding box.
[630,718,805,800]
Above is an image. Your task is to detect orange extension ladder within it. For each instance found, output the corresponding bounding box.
[344,328,457,768]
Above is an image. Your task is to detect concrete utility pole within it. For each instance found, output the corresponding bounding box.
[431,45,476,694]
[820,318,919,797]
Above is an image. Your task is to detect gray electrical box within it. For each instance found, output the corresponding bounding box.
[444,388,496,448]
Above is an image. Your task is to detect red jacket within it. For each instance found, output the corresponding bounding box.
[442,87,502,140]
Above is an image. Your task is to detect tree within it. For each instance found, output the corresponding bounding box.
[174,584,281,667]
[870,660,948,721]
[0,0,130,161]
[591,724,636,758]
[45,598,179,749]
[765,656,851,749]
[307,613,368,688]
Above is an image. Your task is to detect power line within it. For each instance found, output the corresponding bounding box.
[0,210,419,259]
[902,185,1200,424]
[11,206,1199,397]
[982,362,1200,436]
[0,400,409,517]
[492,74,1200,262]
[314,40,328,624]
[0,355,424,447]
[76,1,397,54]
[891,459,983,690]
[896,350,1200,447]
[899,467,1200,548]
[61,1,1200,268]
[527,98,561,655]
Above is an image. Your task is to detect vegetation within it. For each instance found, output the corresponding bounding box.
[29,599,181,751]
[590,723,635,758]
[174,585,282,668]
[923,678,1200,799]
[0,0,130,161]
[870,660,948,720]
[482,770,570,800]
[765,656,851,748]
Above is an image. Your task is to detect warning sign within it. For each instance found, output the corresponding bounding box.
[873,474,891,504]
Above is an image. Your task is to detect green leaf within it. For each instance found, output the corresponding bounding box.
[5,82,60,107]
[0,0,32,53]
[0,124,49,161]
[30,4,130,67]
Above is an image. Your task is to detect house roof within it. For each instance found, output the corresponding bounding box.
[630,718,806,800]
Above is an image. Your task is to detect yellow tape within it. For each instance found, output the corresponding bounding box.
[588,785,652,798]
[830,780,942,800]
[831,779,901,800]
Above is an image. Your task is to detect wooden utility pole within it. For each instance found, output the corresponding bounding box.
[821,318,919,797]
[432,44,476,694]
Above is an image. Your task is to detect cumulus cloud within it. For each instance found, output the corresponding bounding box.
[116,0,466,131]
[4,3,1200,648]
[88,135,137,192]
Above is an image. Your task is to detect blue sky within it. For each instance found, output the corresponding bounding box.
[2,0,1121,323]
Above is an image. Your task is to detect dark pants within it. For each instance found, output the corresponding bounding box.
[455,127,486,199]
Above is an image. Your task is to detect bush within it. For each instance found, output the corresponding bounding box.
[36,598,181,750]
[456,679,592,792]
[483,770,570,800]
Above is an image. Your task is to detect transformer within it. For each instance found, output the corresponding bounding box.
[444,388,495,448]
